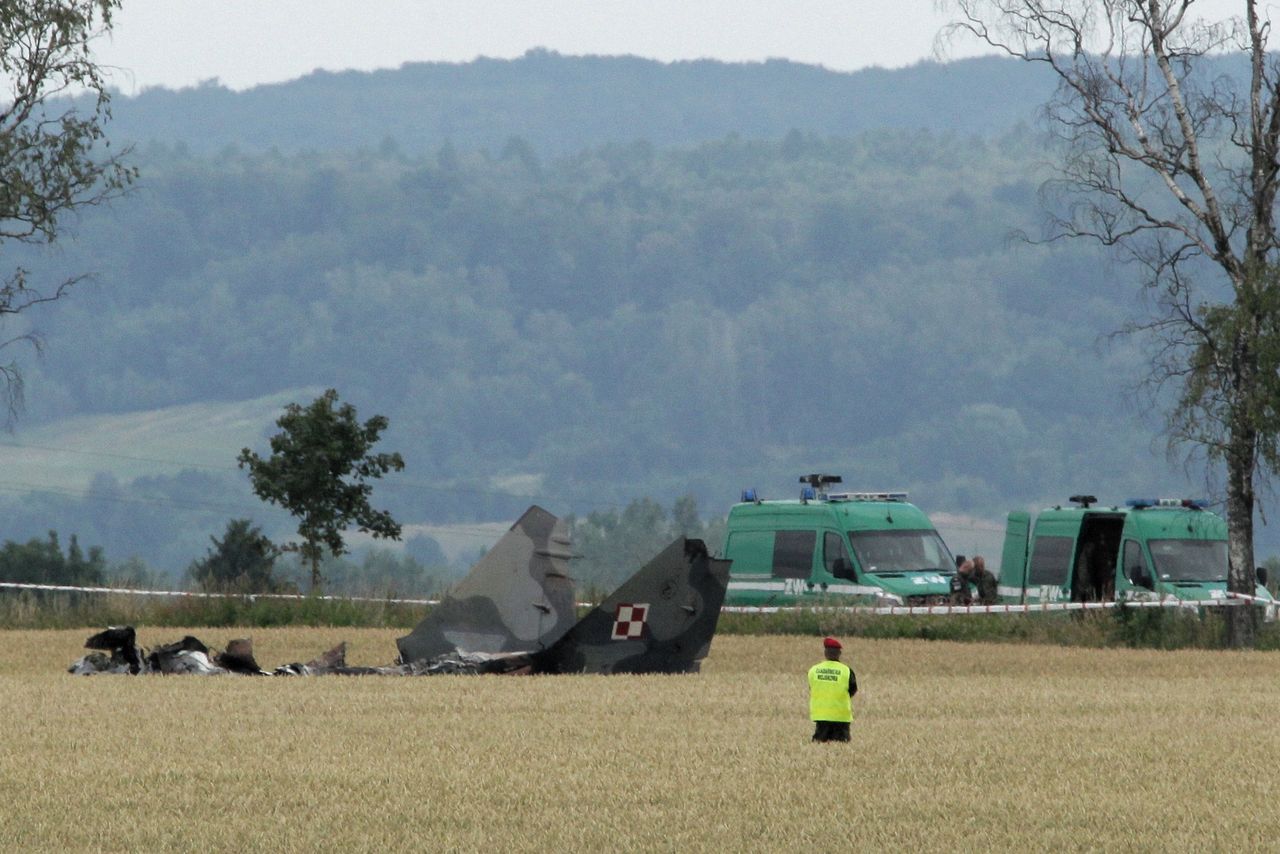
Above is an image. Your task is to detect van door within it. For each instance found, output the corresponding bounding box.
[1117,538,1156,600]
[999,512,1031,602]
[822,530,857,591]
[771,529,818,599]
[1072,513,1125,601]
[1026,534,1074,602]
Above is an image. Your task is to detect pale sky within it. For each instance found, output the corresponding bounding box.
[95,1,995,93]
[93,0,1259,94]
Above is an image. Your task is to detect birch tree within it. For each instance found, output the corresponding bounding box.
[945,1,1280,645]
[1,0,135,418]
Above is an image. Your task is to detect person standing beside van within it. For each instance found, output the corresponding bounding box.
[971,555,997,605]
[950,560,974,605]
[808,636,857,742]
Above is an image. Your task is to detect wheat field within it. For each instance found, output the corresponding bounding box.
[2,628,1278,852]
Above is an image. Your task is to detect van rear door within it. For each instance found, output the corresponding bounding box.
[999,511,1031,602]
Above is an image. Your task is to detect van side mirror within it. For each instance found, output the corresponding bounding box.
[832,558,855,581]
[1257,566,1269,587]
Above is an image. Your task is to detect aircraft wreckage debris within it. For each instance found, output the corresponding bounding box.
[68,631,530,676]
[68,506,731,678]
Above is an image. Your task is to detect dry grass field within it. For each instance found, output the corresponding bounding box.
[2,628,1278,852]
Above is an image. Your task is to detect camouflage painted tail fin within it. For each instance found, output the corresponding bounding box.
[396,506,576,663]
[532,537,731,675]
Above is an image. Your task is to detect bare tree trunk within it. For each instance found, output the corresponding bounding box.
[1225,399,1258,648]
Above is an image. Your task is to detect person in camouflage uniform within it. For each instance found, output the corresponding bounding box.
[950,560,973,605]
[970,555,998,605]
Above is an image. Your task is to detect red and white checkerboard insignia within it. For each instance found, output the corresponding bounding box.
[611,603,649,640]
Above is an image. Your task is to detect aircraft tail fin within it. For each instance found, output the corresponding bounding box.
[396,505,576,663]
[532,537,730,675]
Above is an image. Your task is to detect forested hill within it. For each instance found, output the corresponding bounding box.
[105,51,1058,155]
[0,53,1252,575]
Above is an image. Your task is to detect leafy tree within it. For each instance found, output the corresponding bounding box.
[108,556,162,589]
[569,495,718,588]
[0,530,104,585]
[352,548,438,597]
[0,0,136,418]
[13,99,1279,565]
[669,495,702,537]
[188,518,285,593]
[948,0,1280,645]
[238,389,405,591]
[404,533,448,570]
[281,547,439,598]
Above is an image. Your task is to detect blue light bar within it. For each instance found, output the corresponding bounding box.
[800,486,817,501]
[1126,497,1209,509]
[741,488,758,503]
[827,491,909,502]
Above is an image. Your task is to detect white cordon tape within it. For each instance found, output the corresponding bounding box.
[2,581,1274,617]
[1225,591,1280,620]
[721,596,1267,616]
[0,580,440,606]
[1225,591,1274,606]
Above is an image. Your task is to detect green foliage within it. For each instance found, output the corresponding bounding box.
[12,128,1146,526]
[0,1,132,237]
[1176,265,1280,473]
[106,556,163,588]
[1109,605,1228,650]
[100,53,1056,158]
[716,606,1256,650]
[0,0,136,416]
[569,495,719,590]
[4,64,1263,565]
[155,594,415,629]
[0,589,423,630]
[0,530,105,586]
[1,584,1271,649]
[238,389,405,591]
[273,548,441,599]
[20,127,1150,526]
[188,518,289,594]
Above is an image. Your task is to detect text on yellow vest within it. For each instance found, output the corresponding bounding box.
[807,660,852,722]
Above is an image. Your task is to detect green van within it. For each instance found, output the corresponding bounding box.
[998,495,1272,605]
[720,475,955,606]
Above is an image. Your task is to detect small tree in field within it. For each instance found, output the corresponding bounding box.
[189,518,286,594]
[238,389,405,591]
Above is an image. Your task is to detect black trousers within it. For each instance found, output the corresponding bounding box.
[812,721,851,742]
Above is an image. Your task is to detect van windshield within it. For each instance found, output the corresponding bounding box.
[848,529,953,574]
[1149,539,1228,582]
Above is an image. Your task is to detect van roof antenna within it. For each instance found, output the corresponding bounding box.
[1069,494,1097,508]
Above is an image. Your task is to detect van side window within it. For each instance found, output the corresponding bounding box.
[724,530,773,570]
[1027,536,1073,586]
[772,530,815,579]
[823,532,855,580]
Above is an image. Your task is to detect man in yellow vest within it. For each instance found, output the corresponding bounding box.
[808,636,856,742]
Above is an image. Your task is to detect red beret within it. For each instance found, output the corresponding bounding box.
[823,636,842,650]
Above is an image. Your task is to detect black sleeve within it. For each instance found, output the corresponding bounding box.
[848,669,857,696]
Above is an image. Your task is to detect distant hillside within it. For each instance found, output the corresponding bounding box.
[105,51,1057,156]
[4,53,1268,574]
